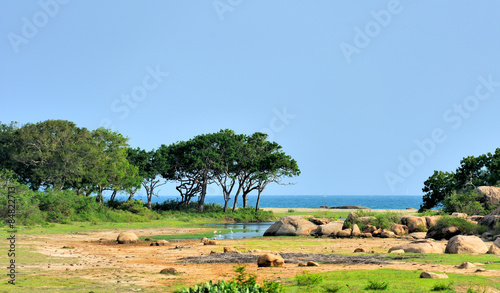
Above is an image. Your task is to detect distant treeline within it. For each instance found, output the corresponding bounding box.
[0,120,300,213]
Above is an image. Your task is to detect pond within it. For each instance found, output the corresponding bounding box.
[205,222,275,239]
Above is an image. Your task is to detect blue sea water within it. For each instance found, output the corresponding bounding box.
[111,194,423,210]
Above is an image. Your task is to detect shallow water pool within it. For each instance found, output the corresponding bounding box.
[205,222,274,239]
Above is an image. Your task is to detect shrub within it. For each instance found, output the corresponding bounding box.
[295,271,324,286]
[364,280,389,290]
[434,216,488,235]
[443,190,491,216]
[431,282,455,292]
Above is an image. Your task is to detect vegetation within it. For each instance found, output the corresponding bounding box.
[432,216,488,236]
[420,148,500,211]
[431,282,454,292]
[364,280,389,290]
[175,263,283,293]
[295,270,324,286]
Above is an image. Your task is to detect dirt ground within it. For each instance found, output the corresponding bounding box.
[17,226,500,292]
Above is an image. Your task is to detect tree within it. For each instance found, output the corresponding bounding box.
[420,148,500,211]
[85,128,142,203]
[127,147,167,209]
[0,122,19,174]
[11,120,92,190]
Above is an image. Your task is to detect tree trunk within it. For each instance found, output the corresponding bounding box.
[97,186,104,203]
[223,198,230,213]
[255,190,263,211]
[198,177,207,213]
[232,193,238,212]
[242,193,247,208]
[110,189,118,202]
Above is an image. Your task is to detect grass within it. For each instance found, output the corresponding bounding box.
[388,253,500,270]
[283,269,500,293]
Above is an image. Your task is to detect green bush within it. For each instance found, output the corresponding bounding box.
[364,280,389,290]
[443,190,491,216]
[431,282,455,292]
[295,271,324,286]
[434,216,488,235]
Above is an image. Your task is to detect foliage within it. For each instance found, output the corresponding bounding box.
[421,148,500,211]
[176,263,283,293]
[431,282,455,291]
[295,271,324,286]
[323,284,344,293]
[433,216,488,235]
[364,280,389,290]
[442,190,491,215]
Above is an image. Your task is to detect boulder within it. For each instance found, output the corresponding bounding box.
[150,240,168,246]
[479,205,500,228]
[264,216,318,236]
[457,262,476,269]
[362,225,377,234]
[353,248,366,253]
[451,212,468,219]
[372,228,383,237]
[481,231,495,241]
[160,268,178,274]
[308,218,330,225]
[329,205,369,209]
[445,235,488,254]
[389,249,405,254]
[388,239,445,254]
[391,224,409,235]
[380,230,396,238]
[424,216,442,229]
[426,226,460,240]
[361,233,373,238]
[475,186,500,208]
[307,261,319,266]
[400,216,427,233]
[351,224,361,237]
[408,232,427,239]
[257,254,284,267]
[117,232,139,244]
[316,221,344,236]
[336,229,352,238]
[203,240,219,246]
[420,272,448,279]
[487,238,500,255]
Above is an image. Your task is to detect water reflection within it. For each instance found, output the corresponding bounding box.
[205,222,274,239]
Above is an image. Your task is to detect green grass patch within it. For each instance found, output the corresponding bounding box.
[388,253,500,270]
[283,269,500,293]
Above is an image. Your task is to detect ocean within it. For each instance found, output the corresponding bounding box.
[110,194,423,210]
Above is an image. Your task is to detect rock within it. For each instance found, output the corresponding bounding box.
[361,233,373,238]
[372,228,383,237]
[426,226,460,240]
[457,262,476,269]
[487,238,500,255]
[391,224,409,235]
[298,263,306,267]
[117,232,139,244]
[400,216,427,233]
[224,247,238,253]
[389,249,405,254]
[445,235,489,254]
[362,225,377,234]
[380,230,396,238]
[203,240,219,246]
[309,218,330,225]
[451,212,468,219]
[160,268,178,274]
[475,268,486,273]
[62,246,74,249]
[257,254,284,267]
[316,221,344,236]
[144,237,154,241]
[351,224,361,237]
[389,239,445,254]
[264,216,319,236]
[475,186,500,208]
[344,213,373,226]
[420,272,448,279]
[353,248,366,253]
[210,250,217,254]
[336,229,352,238]
[307,261,319,266]
[481,231,495,241]
[424,216,442,229]
[408,232,427,239]
[157,240,168,246]
[479,205,500,228]
[468,215,484,223]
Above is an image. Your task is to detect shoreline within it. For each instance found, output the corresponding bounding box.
[261,207,418,214]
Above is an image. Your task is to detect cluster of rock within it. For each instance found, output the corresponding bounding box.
[263,211,500,255]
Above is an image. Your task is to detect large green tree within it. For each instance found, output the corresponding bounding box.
[420,148,500,211]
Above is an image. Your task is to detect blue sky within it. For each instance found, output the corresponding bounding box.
[1,1,500,197]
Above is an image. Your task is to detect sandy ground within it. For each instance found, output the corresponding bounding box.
[14,223,499,292]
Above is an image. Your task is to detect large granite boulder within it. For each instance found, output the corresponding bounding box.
[487,238,500,255]
[445,235,489,254]
[388,239,445,254]
[257,254,284,267]
[475,186,500,208]
[391,224,409,235]
[264,216,318,236]
[315,221,344,236]
[426,226,460,240]
[424,216,442,229]
[479,205,500,228]
[400,216,427,233]
[117,232,139,244]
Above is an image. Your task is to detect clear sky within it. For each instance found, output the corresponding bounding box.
[1,1,500,197]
